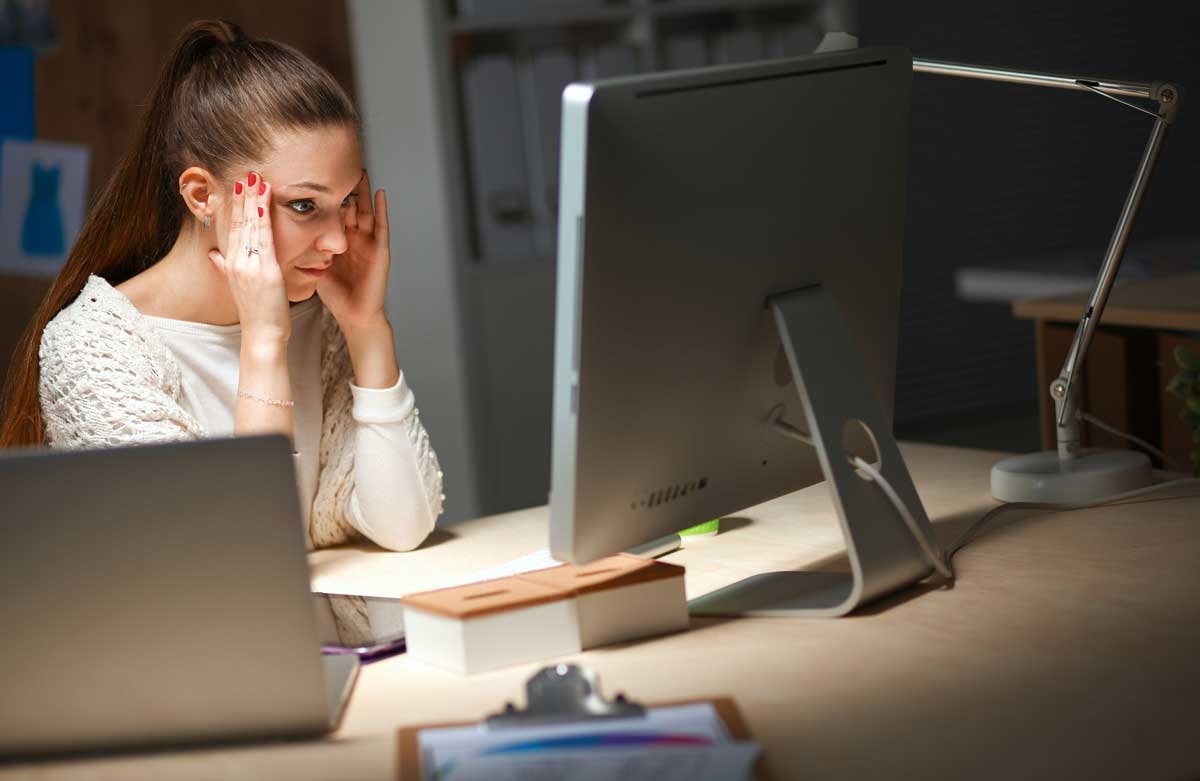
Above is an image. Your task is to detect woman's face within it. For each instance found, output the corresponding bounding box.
[227,125,365,302]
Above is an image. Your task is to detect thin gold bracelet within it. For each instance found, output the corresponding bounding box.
[237,390,295,408]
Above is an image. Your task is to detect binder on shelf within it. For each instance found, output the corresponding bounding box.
[591,42,638,78]
[663,33,707,71]
[396,664,766,780]
[456,0,609,17]
[714,27,765,65]
[531,47,577,255]
[778,23,821,57]
[461,53,535,262]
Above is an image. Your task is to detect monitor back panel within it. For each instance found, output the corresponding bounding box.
[0,435,330,756]
[552,48,912,561]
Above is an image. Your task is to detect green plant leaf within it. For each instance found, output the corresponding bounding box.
[1167,373,1188,398]
[1175,345,1200,370]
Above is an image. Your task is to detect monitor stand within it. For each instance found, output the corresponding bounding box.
[688,285,937,617]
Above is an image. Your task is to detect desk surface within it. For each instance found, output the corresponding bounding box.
[1012,272,1200,330]
[5,443,1199,780]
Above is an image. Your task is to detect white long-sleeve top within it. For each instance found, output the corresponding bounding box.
[37,274,443,551]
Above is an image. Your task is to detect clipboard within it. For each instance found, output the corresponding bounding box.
[396,664,768,780]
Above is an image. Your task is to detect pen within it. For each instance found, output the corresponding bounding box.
[624,532,682,559]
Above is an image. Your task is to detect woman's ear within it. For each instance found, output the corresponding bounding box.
[177,166,222,227]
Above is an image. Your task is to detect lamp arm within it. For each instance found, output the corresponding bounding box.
[1050,115,1169,453]
[912,57,1182,460]
[913,58,1160,100]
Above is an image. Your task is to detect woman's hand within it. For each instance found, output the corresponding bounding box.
[317,169,391,333]
[207,173,295,440]
[207,173,291,347]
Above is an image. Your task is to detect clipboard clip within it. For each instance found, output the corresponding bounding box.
[485,663,646,730]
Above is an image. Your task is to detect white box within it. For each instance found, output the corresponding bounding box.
[521,554,689,649]
[402,577,579,675]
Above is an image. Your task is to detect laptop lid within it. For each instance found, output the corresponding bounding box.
[0,435,339,757]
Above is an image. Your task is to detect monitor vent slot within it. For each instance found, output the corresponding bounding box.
[631,477,708,511]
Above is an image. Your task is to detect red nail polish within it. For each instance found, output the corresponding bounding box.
[235,181,243,195]
[248,172,257,187]
[258,181,266,196]
[258,206,263,218]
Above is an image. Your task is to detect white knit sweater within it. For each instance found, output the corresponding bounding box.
[37,275,444,550]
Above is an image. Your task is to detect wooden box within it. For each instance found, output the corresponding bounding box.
[520,553,689,649]
[401,577,579,675]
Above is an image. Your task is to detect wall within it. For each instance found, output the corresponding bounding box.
[347,1,483,522]
[860,0,1200,433]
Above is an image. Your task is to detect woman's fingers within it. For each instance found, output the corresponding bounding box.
[344,194,358,235]
[208,248,227,274]
[257,180,275,258]
[355,169,373,234]
[373,188,389,248]
[242,172,260,255]
[228,177,248,254]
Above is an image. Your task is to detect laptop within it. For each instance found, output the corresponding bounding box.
[0,435,358,759]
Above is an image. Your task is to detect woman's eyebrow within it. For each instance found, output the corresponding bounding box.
[284,181,331,193]
[285,171,365,196]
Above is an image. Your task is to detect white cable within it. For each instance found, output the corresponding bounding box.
[946,477,1200,559]
[1080,411,1181,471]
[772,420,955,578]
[771,414,1199,582]
[849,457,954,580]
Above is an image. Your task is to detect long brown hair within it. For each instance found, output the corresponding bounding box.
[0,19,359,447]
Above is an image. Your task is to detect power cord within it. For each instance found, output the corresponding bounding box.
[772,417,955,578]
[945,477,1200,561]
[848,456,955,579]
[1080,411,1180,470]
[855,460,1198,583]
[773,414,1200,583]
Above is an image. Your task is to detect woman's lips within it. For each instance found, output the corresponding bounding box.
[298,266,329,278]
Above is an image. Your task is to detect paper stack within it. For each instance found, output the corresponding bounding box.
[520,553,689,649]
[402,554,686,675]
[401,577,580,675]
[413,701,759,781]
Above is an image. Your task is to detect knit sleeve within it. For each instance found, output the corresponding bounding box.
[308,310,445,550]
[38,296,205,449]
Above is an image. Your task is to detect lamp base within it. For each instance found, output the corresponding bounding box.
[991,449,1152,504]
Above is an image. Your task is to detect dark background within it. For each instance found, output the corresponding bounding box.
[861,0,1200,449]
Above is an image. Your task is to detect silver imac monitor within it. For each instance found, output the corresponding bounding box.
[549,47,917,592]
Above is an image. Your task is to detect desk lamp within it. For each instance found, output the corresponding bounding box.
[911,57,1182,503]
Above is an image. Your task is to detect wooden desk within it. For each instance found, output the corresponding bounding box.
[3,443,1198,780]
[1012,273,1200,469]
[1012,273,1200,332]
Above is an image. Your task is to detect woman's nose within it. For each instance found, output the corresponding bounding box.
[316,220,348,256]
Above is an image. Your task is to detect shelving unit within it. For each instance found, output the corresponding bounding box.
[383,0,855,517]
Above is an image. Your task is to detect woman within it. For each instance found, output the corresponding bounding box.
[0,19,442,551]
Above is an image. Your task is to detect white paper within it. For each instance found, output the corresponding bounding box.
[0,138,90,276]
[419,702,738,781]
[435,743,761,781]
[437,548,563,589]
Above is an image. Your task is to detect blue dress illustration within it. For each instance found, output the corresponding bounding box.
[21,162,64,257]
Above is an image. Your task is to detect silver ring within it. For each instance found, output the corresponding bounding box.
[245,245,260,255]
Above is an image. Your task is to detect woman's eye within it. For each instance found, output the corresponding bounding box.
[288,200,316,215]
